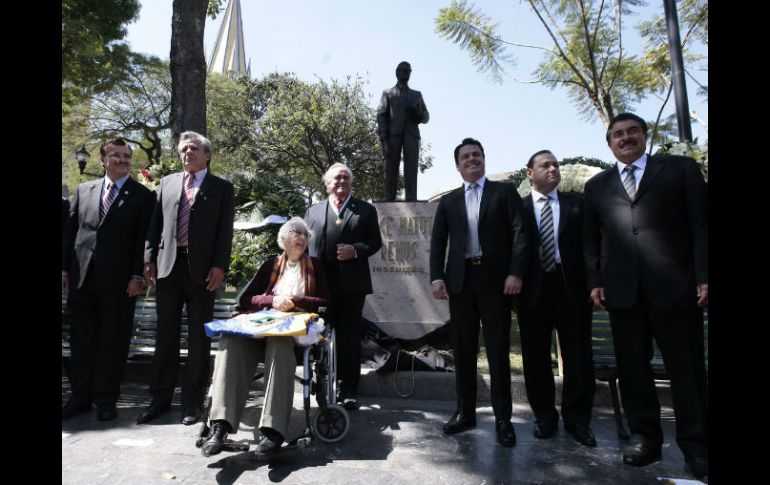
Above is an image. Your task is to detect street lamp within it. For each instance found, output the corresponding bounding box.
[75,145,101,177]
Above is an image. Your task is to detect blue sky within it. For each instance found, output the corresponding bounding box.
[125,0,707,199]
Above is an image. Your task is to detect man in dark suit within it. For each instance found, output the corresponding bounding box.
[584,113,708,481]
[62,138,155,421]
[304,163,382,410]
[376,61,429,201]
[518,150,596,447]
[430,138,527,447]
[138,131,235,426]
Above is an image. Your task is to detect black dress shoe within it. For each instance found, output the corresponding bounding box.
[201,421,230,457]
[96,405,118,422]
[496,420,517,447]
[136,402,171,424]
[443,410,476,435]
[62,399,92,420]
[622,442,662,466]
[533,420,557,439]
[254,435,283,455]
[182,407,202,426]
[685,453,708,482]
[565,423,597,447]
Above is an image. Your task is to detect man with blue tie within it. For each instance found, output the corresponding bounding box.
[62,138,155,421]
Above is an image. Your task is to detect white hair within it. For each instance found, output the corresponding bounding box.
[178,131,212,154]
[276,217,313,250]
[322,163,353,191]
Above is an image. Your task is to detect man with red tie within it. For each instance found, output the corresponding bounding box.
[138,131,234,426]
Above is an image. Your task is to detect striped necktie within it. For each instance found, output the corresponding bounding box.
[100,182,117,220]
[622,165,637,200]
[539,196,556,272]
[176,172,196,247]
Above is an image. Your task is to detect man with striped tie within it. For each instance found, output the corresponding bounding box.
[139,131,234,426]
[517,150,596,447]
[62,138,155,421]
[584,113,708,481]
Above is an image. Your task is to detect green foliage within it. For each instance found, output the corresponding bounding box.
[62,0,141,109]
[435,0,515,84]
[435,0,706,128]
[87,55,172,166]
[655,138,707,180]
[225,172,309,288]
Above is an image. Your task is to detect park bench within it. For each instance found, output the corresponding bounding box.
[590,309,709,439]
[61,297,237,360]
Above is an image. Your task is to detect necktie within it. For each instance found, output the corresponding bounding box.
[466,182,481,257]
[177,172,196,246]
[539,196,556,272]
[101,182,117,220]
[623,165,637,200]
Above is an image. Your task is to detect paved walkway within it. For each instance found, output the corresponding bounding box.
[62,375,704,485]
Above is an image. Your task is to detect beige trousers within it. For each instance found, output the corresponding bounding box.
[208,334,296,438]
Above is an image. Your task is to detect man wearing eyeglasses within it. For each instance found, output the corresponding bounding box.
[62,138,155,422]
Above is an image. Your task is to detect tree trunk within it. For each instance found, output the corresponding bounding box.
[170,0,209,148]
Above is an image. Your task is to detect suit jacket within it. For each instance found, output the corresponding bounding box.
[236,256,330,313]
[583,154,707,309]
[304,197,382,295]
[520,191,589,310]
[144,171,235,283]
[376,85,429,138]
[63,177,155,292]
[429,179,528,295]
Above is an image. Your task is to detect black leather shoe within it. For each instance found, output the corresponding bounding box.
[533,420,557,439]
[62,399,92,420]
[443,410,476,435]
[201,421,230,457]
[339,389,359,411]
[685,452,708,482]
[565,423,597,447]
[622,442,662,466]
[254,435,283,455]
[495,420,516,447]
[182,407,202,426]
[96,404,118,422]
[136,401,171,424]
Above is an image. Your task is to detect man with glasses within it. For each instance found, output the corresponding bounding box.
[62,138,155,421]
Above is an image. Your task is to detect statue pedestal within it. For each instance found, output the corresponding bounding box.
[363,201,449,339]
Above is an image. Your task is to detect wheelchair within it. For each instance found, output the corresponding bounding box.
[195,316,351,453]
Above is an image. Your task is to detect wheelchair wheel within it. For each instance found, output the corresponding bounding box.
[311,403,349,443]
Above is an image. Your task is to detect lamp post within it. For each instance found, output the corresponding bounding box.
[76,145,101,178]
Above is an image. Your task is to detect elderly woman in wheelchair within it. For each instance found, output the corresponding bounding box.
[201,217,329,457]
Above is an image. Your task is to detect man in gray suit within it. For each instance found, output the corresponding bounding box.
[377,61,429,201]
[138,131,234,426]
[62,138,155,421]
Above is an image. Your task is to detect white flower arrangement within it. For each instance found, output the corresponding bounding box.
[655,140,708,181]
[517,163,602,197]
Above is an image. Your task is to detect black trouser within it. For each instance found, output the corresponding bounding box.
[518,267,595,426]
[448,261,512,421]
[609,294,707,458]
[384,132,419,202]
[326,294,366,394]
[150,253,215,410]
[67,268,136,407]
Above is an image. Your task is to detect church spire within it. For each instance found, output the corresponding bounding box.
[207,0,250,76]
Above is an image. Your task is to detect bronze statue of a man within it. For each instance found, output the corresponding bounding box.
[377,61,430,201]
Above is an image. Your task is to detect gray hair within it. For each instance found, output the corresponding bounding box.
[276,216,313,250]
[178,131,212,154]
[322,163,353,190]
